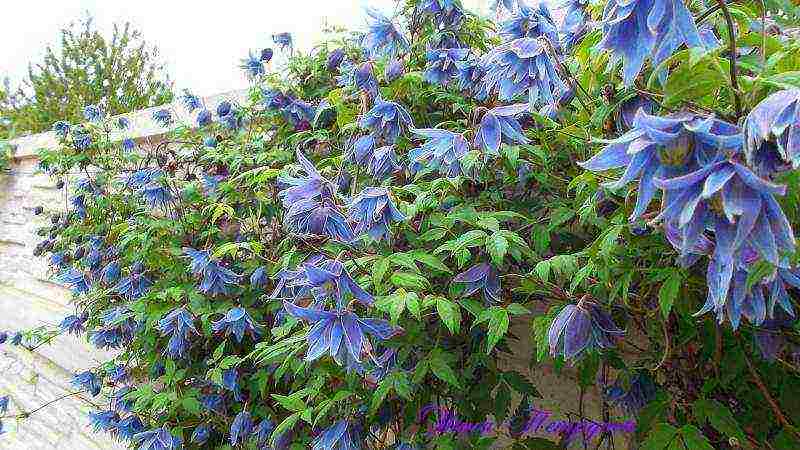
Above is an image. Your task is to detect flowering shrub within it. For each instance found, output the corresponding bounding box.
[4,0,800,448]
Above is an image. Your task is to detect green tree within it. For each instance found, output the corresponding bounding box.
[1,14,173,136]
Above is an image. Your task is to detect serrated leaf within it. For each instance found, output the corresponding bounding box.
[390,271,430,290]
[272,393,306,412]
[372,257,392,293]
[641,423,679,449]
[435,297,461,334]
[486,232,509,266]
[485,307,509,353]
[429,350,462,388]
[411,251,452,273]
[659,272,681,318]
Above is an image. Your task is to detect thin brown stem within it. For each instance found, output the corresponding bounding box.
[743,351,800,440]
[715,0,743,119]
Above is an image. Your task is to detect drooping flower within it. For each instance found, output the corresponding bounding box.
[196,109,212,127]
[156,307,199,359]
[284,199,356,242]
[72,370,102,396]
[101,261,121,284]
[113,272,152,300]
[133,426,181,450]
[327,48,346,71]
[424,48,469,86]
[112,386,134,413]
[384,58,404,82]
[548,299,624,361]
[254,419,275,446]
[200,394,225,414]
[560,0,589,50]
[240,51,265,78]
[278,150,336,206]
[83,104,104,122]
[273,32,293,52]
[58,268,91,294]
[221,368,243,402]
[250,266,269,287]
[349,187,405,241]
[313,420,362,450]
[579,110,741,220]
[408,128,471,177]
[474,103,530,155]
[354,62,379,97]
[744,89,800,174]
[361,98,413,144]
[290,257,374,307]
[88,410,119,432]
[152,109,173,127]
[604,372,657,415]
[211,307,261,342]
[362,8,409,58]
[230,410,254,446]
[59,314,85,335]
[456,59,489,101]
[597,0,704,85]
[71,126,92,150]
[122,138,135,151]
[284,301,400,367]
[500,3,560,48]
[418,0,465,29]
[482,37,567,107]
[180,89,202,112]
[182,247,241,296]
[191,425,211,445]
[453,263,502,304]
[114,415,145,441]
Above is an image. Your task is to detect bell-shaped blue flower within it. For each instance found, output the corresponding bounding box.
[313,420,362,450]
[254,419,275,446]
[409,128,471,177]
[180,89,202,112]
[362,8,409,58]
[384,58,404,82]
[453,263,502,304]
[500,3,560,48]
[360,98,413,144]
[548,299,624,361]
[191,425,211,445]
[424,48,469,86]
[114,415,145,441]
[418,0,465,28]
[59,268,91,294]
[292,257,374,307]
[101,261,121,284]
[72,370,102,396]
[355,62,379,97]
[156,307,199,359]
[59,314,86,335]
[230,410,253,446]
[152,109,173,127]
[133,426,181,450]
[250,266,269,287]
[560,0,589,50]
[273,32,293,52]
[113,272,152,300]
[83,104,104,122]
[240,51,265,79]
[474,103,530,156]
[88,410,118,432]
[456,59,489,101]
[327,48,346,71]
[200,394,225,414]
[221,368,243,402]
[349,187,406,241]
[744,89,800,175]
[182,247,241,296]
[211,307,262,342]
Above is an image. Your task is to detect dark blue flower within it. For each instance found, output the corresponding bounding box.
[284,301,400,368]
[59,314,85,335]
[182,247,241,296]
[418,0,465,28]
[0,331,7,344]
[114,415,145,441]
[474,103,530,156]
[409,128,471,177]
[122,138,135,151]
[101,261,120,284]
[58,268,91,294]
[312,420,362,450]
[500,3,560,48]
[327,48,346,71]
[117,117,130,130]
[241,51,266,78]
[212,307,261,342]
[72,126,92,150]
[133,426,181,450]
[107,365,128,384]
[453,263,502,304]
[482,37,567,106]
[72,370,102,396]
[83,104,104,122]
[384,58,404,82]
[254,419,275,446]
[0,396,8,414]
[156,308,198,359]
[88,410,118,432]
[362,8,409,58]
[456,59,489,101]
[580,111,741,221]
[196,109,212,127]
[744,89,800,175]
[278,150,336,206]
[354,62,379,97]
[152,109,173,127]
[284,199,355,242]
[191,425,211,445]
[424,48,469,86]
[200,394,225,414]
[230,410,254,446]
[113,273,152,299]
[549,299,624,361]
[598,0,704,85]
[261,47,274,62]
[273,32,293,52]
[349,187,405,241]
[250,266,269,287]
[181,89,202,112]
[360,98,413,143]
[605,372,657,415]
[290,257,374,307]
[53,121,70,137]
[221,368,243,401]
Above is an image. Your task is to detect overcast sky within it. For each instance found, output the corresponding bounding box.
[1,0,493,97]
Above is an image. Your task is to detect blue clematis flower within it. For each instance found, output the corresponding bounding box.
[254,419,275,446]
[116,117,130,130]
[230,410,254,446]
[133,426,181,450]
[221,368,243,402]
[474,103,530,156]
[327,48,346,71]
[152,109,173,127]
[0,332,6,344]
[53,120,70,137]
[212,307,261,342]
[191,425,211,445]
[114,272,152,300]
[500,3,560,48]
[0,396,9,414]
[604,372,657,415]
[350,135,401,180]
[418,0,465,28]
[107,365,128,384]
[114,415,145,441]
[360,98,413,144]
[240,51,265,78]
[83,104,104,122]
[362,8,409,58]
[312,420,362,450]
[182,247,241,296]
[278,150,337,206]
[200,394,225,414]
[122,138,135,151]
[261,47,274,62]
[284,199,356,242]
[181,89,202,112]
[560,0,589,50]
[354,62,379,98]
[408,128,471,177]
[72,126,92,150]
[59,268,91,294]
[250,266,269,287]
[291,257,374,307]
[456,59,489,101]
[580,110,742,220]
[273,32,293,52]
[597,0,704,85]
[482,37,567,107]
[384,58,404,82]
[101,261,121,284]
[549,299,624,361]
[424,48,469,86]
[453,263,502,303]
[156,308,198,359]
[284,301,400,369]
[349,187,406,241]
[88,410,119,432]
[744,89,800,174]
[59,314,85,335]
[196,109,212,127]
[72,370,102,396]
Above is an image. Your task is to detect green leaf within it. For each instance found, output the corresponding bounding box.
[483,307,509,353]
[429,350,462,388]
[641,423,679,449]
[410,251,452,273]
[390,271,430,290]
[436,297,461,334]
[486,232,509,266]
[658,272,681,318]
[372,257,392,292]
[271,413,300,446]
[419,227,448,242]
[680,425,714,450]
[271,393,307,412]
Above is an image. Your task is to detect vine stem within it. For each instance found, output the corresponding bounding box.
[650,317,671,371]
[1,391,86,420]
[743,351,800,440]
[715,0,743,119]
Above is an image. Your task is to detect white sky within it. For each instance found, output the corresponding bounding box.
[0,0,419,97]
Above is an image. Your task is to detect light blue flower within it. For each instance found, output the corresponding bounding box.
[211,307,261,342]
[549,299,624,361]
[500,3,560,48]
[424,48,469,86]
[744,89,800,174]
[83,104,104,122]
[152,109,173,127]
[474,103,529,156]
[362,8,409,58]
[482,37,567,106]
[408,128,471,177]
[240,51,265,79]
[182,247,241,296]
[360,97,413,143]
[181,89,202,112]
[349,187,405,241]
